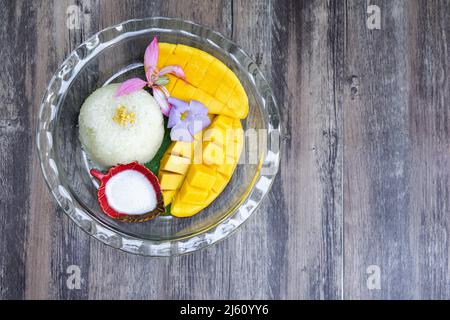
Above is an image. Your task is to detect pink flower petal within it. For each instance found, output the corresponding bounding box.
[115,78,147,97]
[152,86,171,116]
[159,83,170,97]
[159,65,187,81]
[145,67,156,84]
[144,36,158,72]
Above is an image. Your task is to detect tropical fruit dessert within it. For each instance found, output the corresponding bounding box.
[83,36,248,221]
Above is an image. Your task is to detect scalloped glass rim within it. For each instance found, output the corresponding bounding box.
[36,17,281,256]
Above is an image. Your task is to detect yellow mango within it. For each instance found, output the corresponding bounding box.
[160,154,190,175]
[233,120,244,132]
[166,140,194,159]
[202,141,225,165]
[186,165,216,189]
[174,44,197,58]
[215,161,237,177]
[214,82,235,104]
[234,104,248,118]
[177,182,209,205]
[222,107,241,118]
[171,80,197,101]
[160,115,244,218]
[204,191,218,204]
[192,89,213,107]
[203,126,225,146]
[164,74,178,93]
[233,137,244,161]
[222,134,244,160]
[205,98,225,114]
[224,68,244,94]
[170,202,203,218]
[156,43,176,69]
[211,115,235,130]
[202,59,228,80]
[162,190,176,206]
[211,172,229,193]
[184,63,208,86]
[158,172,184,190]
[194,50,214,67]
[227,94,242,112]
[165,52,191,69]
[159,43,249,119]
[199,82,217,96]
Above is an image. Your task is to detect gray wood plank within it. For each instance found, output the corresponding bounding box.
[344,0,450,299]
[0,0,37,300]
[24,0,99,300]
[256,0,344,299]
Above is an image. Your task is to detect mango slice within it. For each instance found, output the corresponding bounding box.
[159,154,190,175]
[185,165,217,190]
[158,172,184,190]
[158,115,244,218]
[162,190,176,205]
[158,43,248,119]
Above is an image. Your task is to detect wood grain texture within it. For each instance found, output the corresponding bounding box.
[0,0,449,300]
[344,0,450,299]
[0,0,35,299]
[266,0,344,299]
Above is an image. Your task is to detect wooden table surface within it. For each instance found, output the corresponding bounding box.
[1,0,449,300]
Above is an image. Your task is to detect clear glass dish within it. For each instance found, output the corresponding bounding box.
[37,17,280,256]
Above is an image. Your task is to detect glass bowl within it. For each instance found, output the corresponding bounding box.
[37,17,280,256]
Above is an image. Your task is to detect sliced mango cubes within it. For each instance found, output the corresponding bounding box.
[158,43,249,119]
[156,42,248,218]
[158,115,244,217]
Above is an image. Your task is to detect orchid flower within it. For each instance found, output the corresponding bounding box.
[115,36,187,116]
[167,97,211,142]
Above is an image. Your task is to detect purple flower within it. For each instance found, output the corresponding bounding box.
[168,97,211,142]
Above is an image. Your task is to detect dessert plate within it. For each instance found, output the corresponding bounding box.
[37,17,280,256]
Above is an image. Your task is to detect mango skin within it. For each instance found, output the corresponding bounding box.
[158,43,248,119]
[158,115,244,217]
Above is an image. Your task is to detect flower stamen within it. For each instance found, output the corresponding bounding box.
[180,111,188,121]
[113,105,136,126]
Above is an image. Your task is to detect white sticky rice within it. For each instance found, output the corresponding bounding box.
[79,83,164,167]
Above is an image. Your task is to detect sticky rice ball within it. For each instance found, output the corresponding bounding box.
[79,83,164,167]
